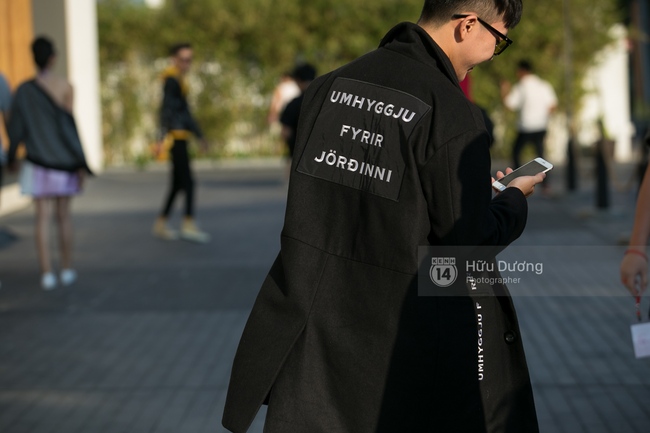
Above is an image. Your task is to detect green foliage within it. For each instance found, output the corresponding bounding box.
[97,0,152,65]
[474,0,621,108]
[97,0,622,163]
[470,0,623,154]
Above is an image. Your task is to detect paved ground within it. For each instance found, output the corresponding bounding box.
[0,159,649,432]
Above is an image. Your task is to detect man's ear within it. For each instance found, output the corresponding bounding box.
[456,15,478,42]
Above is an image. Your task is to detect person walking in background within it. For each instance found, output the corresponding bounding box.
[621,131,650,297]
[501,60,557,190]
[0,72,11,209]
[279,63,316,159]
[7,36,89,290]
[153,42,210,244]
[267,71,300,128]
[0,72,11,290]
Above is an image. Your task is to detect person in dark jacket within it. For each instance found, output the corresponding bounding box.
[0,72,10,208]
[279,63,317,158]
[223,1,545,432]
[153,42,210,243]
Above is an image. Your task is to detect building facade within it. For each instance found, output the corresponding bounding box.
[0,0,102,171]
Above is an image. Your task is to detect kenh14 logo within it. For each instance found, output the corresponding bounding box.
[429,257,457,287]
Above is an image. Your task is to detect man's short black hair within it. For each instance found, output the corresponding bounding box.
[291,63,317,83]
[420,0,523,29]
[31,36,55,71]
[169,42,192,57]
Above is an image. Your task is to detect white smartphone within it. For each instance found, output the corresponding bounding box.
[492,157,553,192]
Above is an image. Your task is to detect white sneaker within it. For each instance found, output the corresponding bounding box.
[180,218,211,244]
[41,272,57,290]
[60,269,77,286]
[153,217,179,240]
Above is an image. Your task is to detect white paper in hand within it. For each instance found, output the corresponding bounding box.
[630,322,650,359]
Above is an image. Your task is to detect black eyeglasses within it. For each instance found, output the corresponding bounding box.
[452,14,513,56]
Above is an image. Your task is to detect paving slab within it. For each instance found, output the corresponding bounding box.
[0,160,648,432]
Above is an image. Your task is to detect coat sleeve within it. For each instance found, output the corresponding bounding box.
[418,129,527,249]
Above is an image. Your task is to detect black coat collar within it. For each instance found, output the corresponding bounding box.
[379,22,460,89]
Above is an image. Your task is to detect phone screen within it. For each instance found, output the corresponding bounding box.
[496,160,549,187]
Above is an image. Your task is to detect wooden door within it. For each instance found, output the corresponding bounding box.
[0,0,35,89]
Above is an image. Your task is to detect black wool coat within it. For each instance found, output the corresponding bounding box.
[223,22,539,433]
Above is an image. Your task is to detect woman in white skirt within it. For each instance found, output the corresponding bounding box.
[7,36,89,290]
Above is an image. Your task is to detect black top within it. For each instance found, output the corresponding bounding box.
[160,76,203,138]
[8,80,90,173]
[279,93,303,157]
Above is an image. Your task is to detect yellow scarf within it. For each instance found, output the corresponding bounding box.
[161,65,189,96]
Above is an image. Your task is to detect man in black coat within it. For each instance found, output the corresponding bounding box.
[223,1,546,432]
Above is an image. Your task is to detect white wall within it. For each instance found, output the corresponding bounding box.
[145,0,165,8]
[577,24,633,162]
[64,0,103,172]
[31,0,103,172]
[32,0,67,77]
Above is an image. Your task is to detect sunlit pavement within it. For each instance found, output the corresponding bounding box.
[0,160,648,432]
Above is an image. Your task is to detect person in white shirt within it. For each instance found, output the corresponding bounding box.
[267,72,300,127]
[501,60,557,180]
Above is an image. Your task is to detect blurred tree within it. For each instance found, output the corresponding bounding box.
[97,0,622,162]
[469,0,623,154]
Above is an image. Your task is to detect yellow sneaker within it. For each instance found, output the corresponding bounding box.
[180,217,211,243]
[152,217,178,240]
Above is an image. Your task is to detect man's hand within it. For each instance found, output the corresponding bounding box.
[491,167,514,185]
[492,167,546,198]
[621,250,648,297]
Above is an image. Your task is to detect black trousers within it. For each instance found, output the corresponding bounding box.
[161,139,194,218]
[512,130,547,168]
